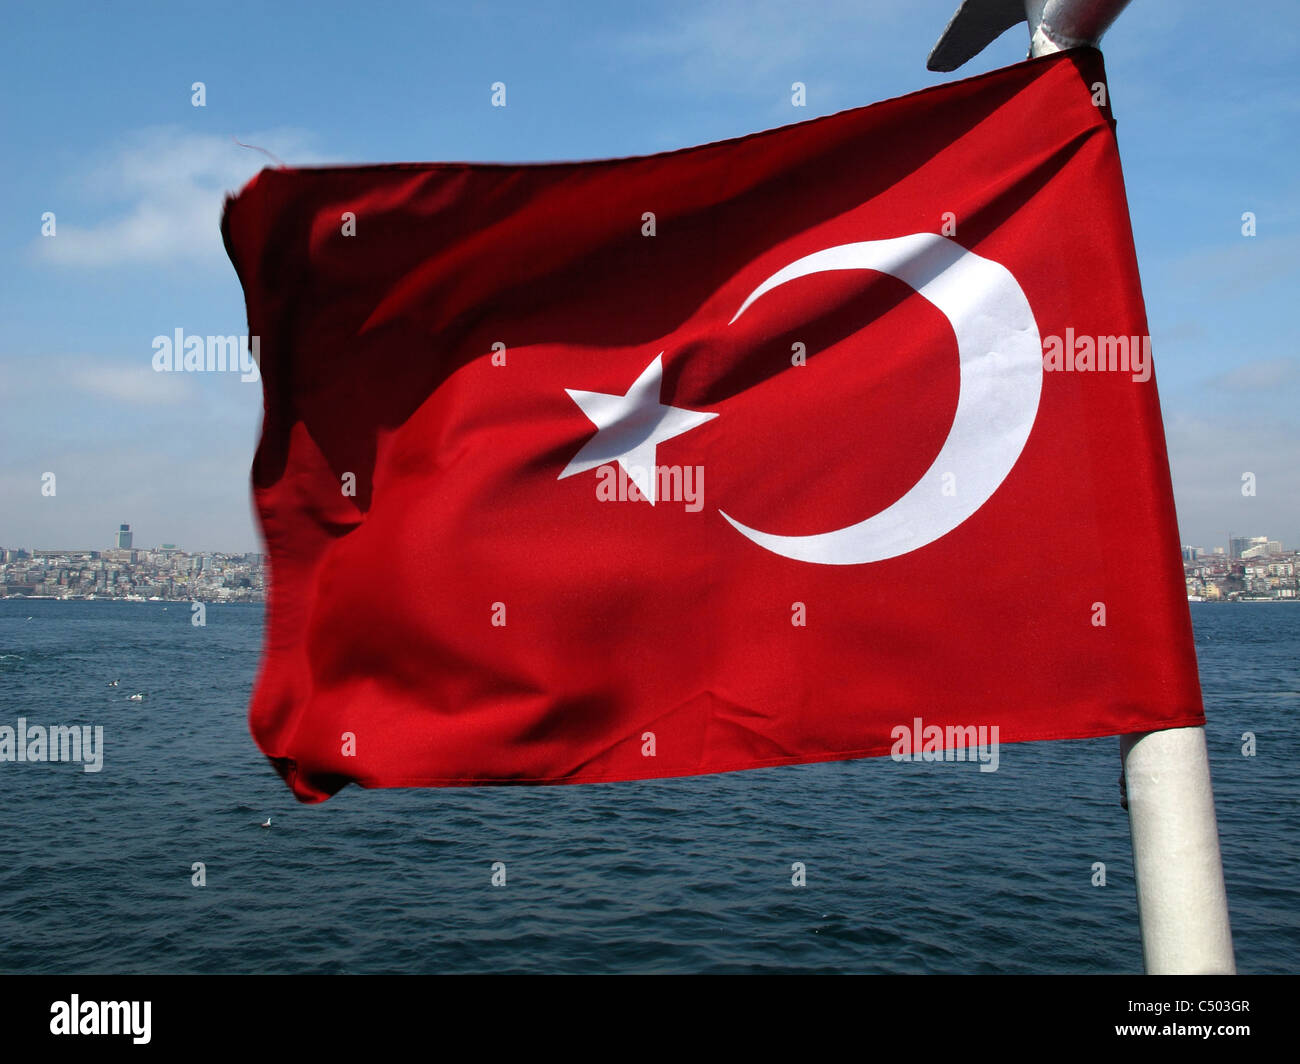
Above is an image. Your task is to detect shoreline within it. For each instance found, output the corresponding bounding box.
[2,596,264,605]
[3,595,1296,606]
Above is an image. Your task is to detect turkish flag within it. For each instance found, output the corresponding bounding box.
[223,48,1203,803]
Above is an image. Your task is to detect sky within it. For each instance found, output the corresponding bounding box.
[1,0,1296,553]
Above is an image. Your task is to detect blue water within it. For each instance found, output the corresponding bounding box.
[0,600,1295,973]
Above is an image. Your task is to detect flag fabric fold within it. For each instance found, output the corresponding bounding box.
[223,48,1203,803]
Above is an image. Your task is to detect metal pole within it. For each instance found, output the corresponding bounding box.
[928,0,1133,71]
[1023,0,1133,59]
[1021,1,1236,975]
[1121,728,1235,972]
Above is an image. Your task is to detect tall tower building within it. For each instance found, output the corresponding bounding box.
[1229,536,1266,559]
[115,524,133,549]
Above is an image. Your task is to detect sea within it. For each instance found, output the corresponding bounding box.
[0,599,1295,974]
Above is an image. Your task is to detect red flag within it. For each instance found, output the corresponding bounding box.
[223,48,1203,803]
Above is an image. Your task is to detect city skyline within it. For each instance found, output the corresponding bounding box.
[3,518,1297,607]
[0,528,265,603]
[3,517,1294,560]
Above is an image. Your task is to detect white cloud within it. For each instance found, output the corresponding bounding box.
[1206,357,1300,393]
[0,445,262,553]
[1165,410,1300,549]
[34,127,324,268]
[1160,236,1300,299]
[66,363,195,405]
[615,0,907,97]
[0,355,196,405]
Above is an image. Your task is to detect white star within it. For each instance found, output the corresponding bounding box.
[559,354,717,504]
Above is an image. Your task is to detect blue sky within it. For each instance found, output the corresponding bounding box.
[1,0,1296,552]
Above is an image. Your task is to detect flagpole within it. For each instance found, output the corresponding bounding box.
[1121,728,1234,972]
[929,0,1236,974]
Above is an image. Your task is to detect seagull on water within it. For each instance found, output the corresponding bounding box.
[260,818,272,828]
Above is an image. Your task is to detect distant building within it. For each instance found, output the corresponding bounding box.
[1230,535,1267,559]
[115,524,133,549]
[1267,540,1283,554]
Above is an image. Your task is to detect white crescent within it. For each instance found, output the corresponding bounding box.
[718,233,1042,565]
